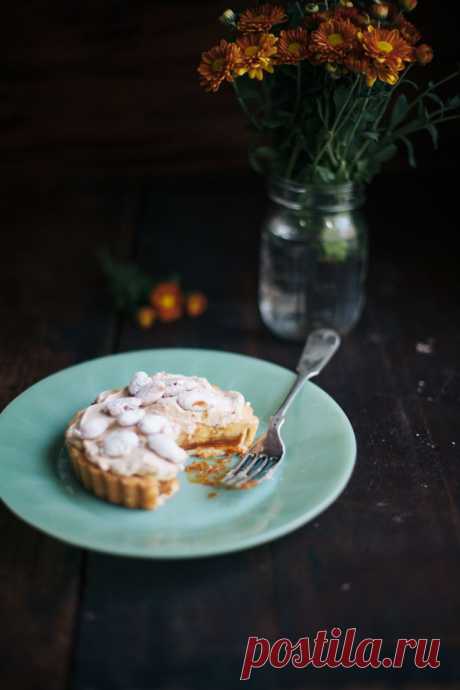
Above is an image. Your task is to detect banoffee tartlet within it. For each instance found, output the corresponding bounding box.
[65,372,259,510]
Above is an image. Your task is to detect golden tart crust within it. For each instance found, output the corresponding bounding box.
[68,445,179,510]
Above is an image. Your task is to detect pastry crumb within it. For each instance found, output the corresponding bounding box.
[186,458,231,487]
[238,480,258,490]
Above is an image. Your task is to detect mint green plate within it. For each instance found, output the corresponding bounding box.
[0,349,356,558]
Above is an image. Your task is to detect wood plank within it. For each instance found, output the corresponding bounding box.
[0,176,138,690]
[72,176,285,690]
[268,178,460,685]
[73,174,460,689]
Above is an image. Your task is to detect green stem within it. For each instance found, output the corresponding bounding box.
[232,80,262,132]
[312,74,361,172]
[343,89,372,158]
[402,70,460,122]
[295,1,303,20]
[388,114,460,142]
[262,78,272,121]
[326,142,338,167]
[372,66,413,134]
[284,65,308,178]
[351,114,460,178]
[348,70,411,175]
[294,63,302,122]
[285,137,304,179]
[286,64,303,132]
[334,96,362,139]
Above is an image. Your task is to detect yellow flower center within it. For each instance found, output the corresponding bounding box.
[328,33,344,47]
[211,58,225,72]
[288,41,301,55]
[245,46,259,57]
[377,40,393,53]
[159,295,176,309]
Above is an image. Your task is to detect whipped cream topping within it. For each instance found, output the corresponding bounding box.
[66,371,253,478]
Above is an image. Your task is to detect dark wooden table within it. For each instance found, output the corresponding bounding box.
[1,171,459,690]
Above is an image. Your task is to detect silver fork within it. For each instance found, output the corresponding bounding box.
[222,329,341,488]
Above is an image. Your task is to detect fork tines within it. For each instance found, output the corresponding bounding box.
[223,453,279,487]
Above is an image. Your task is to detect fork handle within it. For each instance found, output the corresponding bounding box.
[271,329,341,426]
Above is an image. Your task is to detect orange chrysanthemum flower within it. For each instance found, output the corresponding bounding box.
[310,18,358,64]
[198,39,239,93]
[358,26,415,71]
[237,4,287,33]
[394,15,422,46]
[277,28,310,64]
[347,54,400,87]
[235,33,278,80]
[149,282,183,322]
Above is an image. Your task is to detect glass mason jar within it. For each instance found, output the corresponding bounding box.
[259,177,368,341]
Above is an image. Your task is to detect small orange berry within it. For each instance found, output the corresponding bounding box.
[186,292,208,318]
[416,44,433,65]
[136,306,156,329]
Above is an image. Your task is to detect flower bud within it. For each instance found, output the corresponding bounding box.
[416,44,433,65]
[219,9,237,26]
[305,3,320,12]
[355,12,371,26]
[325,63,345,79]
[339,0,354,7]
[371,3,390,19]
[399,0,417,11]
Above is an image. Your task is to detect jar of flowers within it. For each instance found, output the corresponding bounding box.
[198,1,459,340]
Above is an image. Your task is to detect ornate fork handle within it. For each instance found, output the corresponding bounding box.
[271,329,341,428]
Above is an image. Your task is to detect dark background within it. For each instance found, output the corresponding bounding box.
[1,3,460,690]
[0,0,459,182]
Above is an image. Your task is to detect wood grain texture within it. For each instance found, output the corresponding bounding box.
[0,177,137,690]
[65,173,460,690]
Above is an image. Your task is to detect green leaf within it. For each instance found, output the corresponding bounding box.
[426,123,439,150]
[447,94,460,109]
[315,165,336,183]
[234,76,261,102]
[426,92,444,110]
[355,159,373,183]
[374,144,398,163]
[390,94,409,128]
[98,251,153,313]
[249,145,276,174]
[401,135,417,168]
[317,98,327,125]
[400,78,419,92]
[363,131,380,142]
[333,84,351,114]
[261,110,293,129]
